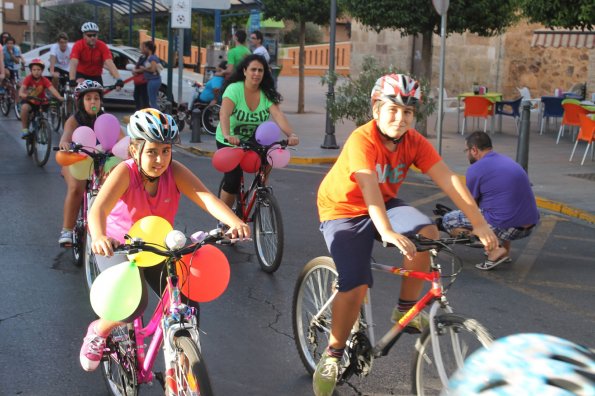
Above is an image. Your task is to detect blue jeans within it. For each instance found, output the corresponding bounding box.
[147,78,161,109]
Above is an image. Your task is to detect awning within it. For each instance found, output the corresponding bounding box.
[531,29,595,49]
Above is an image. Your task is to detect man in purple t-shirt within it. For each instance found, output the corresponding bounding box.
[442,131,539,270]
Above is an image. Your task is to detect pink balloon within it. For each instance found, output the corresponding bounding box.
[94,114,121,151]
[212,147,245,173]
[72,126,97,154]
[255,121,282,146]
[267,147,291,168]
[240,150,261,173]
[111,136,131,160]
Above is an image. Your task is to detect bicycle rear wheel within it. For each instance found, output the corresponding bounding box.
[72,204,86,267]
[167,336,213,396]
[14,95,21,120]
[253,188,284,273]
[49,105,61,132]
[0,94,10,116]
[412,313,493,396]
[101,324,138,396]
[33,120,52,166]
[201,104,220,135]
[292,257,338,374]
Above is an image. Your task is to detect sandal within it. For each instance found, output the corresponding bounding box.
[483,251,512,263]
[476,255,510,271]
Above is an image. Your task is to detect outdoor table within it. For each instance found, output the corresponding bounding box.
[456,92,503,134]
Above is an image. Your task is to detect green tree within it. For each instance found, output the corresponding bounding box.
[342,0,518,134]
[517,0,594,30]
[261,0,335,113]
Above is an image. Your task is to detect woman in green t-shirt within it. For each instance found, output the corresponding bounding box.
[216,54,299,209]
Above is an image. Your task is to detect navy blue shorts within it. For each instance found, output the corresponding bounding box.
[320,198,433,292]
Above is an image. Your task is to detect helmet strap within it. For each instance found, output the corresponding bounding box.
[376,125,404,144]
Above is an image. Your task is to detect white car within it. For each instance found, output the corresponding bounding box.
[22,43,201,109]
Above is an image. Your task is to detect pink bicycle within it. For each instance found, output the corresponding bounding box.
[98,228,235,396]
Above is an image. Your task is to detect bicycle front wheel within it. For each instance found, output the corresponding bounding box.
[101,324,138,396]
[62,96,75,127]
[0,94,10,116]
[33,120,52,166]
[49,105,61,132]
[201,104,220,135]
[72,204,86,267]
[292,257,338,374]
[14,98,21,120]
[412,313,493,396]
[253,189,284,273]
[167,336,213,396]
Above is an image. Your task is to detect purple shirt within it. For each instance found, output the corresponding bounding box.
[466,151,539,229]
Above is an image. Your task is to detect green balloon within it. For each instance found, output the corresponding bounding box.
[90,261,142,322]
[103,156,122,173]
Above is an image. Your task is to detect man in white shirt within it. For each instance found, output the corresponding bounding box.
[49,32,72,88]
[250,30,270,63]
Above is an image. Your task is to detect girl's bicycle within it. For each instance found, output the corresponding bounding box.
[292,234,494,395]
[98,228,235,396]
[24,97,58,167]
[218,139,288,273]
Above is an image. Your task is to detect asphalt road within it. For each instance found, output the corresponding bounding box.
[1,111,594,396]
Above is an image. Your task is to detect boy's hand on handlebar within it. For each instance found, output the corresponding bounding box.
[92,236,121,257]
[382,231,416,260]
[226,222,251,240]
[471,223,499,253]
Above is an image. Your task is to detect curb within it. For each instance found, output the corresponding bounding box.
[178,144,595,225]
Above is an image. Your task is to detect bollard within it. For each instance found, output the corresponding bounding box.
[190,107,202,143]
[516,101,531,172]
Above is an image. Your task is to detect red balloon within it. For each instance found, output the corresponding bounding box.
[176,245,231,303]
[55,151,87,166]
[212,147,245,173]
[239,150,261,173]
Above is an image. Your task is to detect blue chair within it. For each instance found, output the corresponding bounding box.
[495,97,522,133]
[540,96,564,135]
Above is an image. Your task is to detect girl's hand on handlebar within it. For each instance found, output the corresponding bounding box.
[226,222,251,240]
[287,134,299,146]
[382,231,416,260]
[58,141,72,151]
[92,236,121,257]
[224,135,240,146]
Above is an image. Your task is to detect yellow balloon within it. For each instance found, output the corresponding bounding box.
[127,216,173,267]
[69,156,93,180]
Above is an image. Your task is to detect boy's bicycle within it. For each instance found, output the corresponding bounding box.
[292,234,494,395]
[0,72,22,119]
[93,228,235,396]
[218,139,288,273]
[25,97,58,167]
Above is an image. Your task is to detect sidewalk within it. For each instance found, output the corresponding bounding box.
[178,76,595,224]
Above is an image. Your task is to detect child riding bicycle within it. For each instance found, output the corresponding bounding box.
[312,73,499,396]
[80,108,250,371]
[19,58,63,139]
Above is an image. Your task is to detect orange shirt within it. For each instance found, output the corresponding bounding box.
[317,120,441,221]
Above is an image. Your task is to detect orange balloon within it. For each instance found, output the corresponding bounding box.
[55,151,87,166]
[176,245,230,303]
[240,150,261,173]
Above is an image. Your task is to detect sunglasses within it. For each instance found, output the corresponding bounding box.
[85,33,97,38]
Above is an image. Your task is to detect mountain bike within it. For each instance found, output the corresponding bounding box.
[60,83,76,128]
[98,228,237,396]
[293,234,494,395]
[24,97,58,167]
[48,75,69,132]
[0,72,22,119]
[218,139,288,273]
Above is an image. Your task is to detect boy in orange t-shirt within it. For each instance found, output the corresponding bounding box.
[312,74,499,396]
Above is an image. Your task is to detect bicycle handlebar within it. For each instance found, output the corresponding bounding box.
[224,138,289,151]
[383,234,481,252]
[52,143,115,160]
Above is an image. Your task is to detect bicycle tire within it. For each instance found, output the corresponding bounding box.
[72,205,86,267]
[25,133,34,156]
[14,96,21,120]
[253,189,284,273]
[33,120,52,166]
[84,232,99,291]
[101,324,139,396]
[0,94,10,116]
[49,105,61,132]
[412,313,494,396]
[201,104,220,136]
[292,257,338,374]
[168,336,214,396]
[62,96,75,127]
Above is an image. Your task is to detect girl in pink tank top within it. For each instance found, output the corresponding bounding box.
[79,109,250,373]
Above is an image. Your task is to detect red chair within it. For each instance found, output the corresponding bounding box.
[461,96,495,135]
[556,101,590,144]
[569,113,595,165]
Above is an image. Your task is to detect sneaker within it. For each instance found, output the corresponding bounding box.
[58,230,73,247]
[391,308,429,334]
[313,350,340,396]
[80,321,106,371]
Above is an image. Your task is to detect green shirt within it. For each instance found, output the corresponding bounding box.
[227,44,251,69]
[216,82,273,145]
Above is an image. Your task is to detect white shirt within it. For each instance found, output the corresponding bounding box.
[49,42,72,72]
[253,45,270,63]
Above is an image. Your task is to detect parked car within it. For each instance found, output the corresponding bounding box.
[22,43,200,110]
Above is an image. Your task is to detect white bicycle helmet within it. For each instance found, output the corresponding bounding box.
[127,108,179,144]
[81,22,99,33]
[74,80,104,100]
[443,333,595,395]
[371,73,422,107]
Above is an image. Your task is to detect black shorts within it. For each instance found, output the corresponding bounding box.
[75,72,103,85]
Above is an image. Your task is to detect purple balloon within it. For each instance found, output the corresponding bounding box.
[255,121,282,146]
[94,114,121,151]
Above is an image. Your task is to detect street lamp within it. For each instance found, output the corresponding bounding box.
[432,0,449,155]
[321,0,339,149]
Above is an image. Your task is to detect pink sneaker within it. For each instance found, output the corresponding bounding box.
[80,320,106,371]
